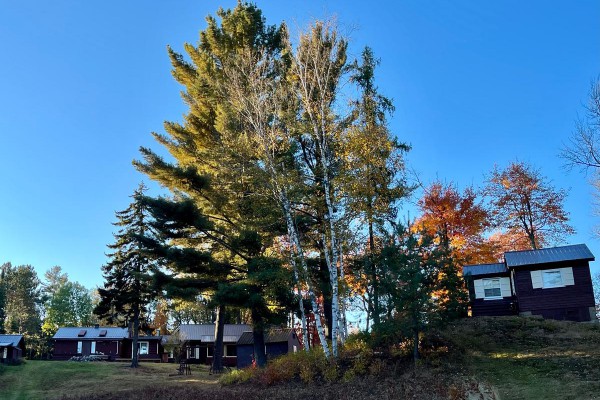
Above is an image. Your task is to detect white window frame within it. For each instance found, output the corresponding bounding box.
[77,341,82,354]
[91,341,96,354]
[542,269,564,288]
[482,278,502,299]
[3,347,7,359]
[138,341,149,355]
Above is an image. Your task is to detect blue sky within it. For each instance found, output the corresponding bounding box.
[1,1,599,289]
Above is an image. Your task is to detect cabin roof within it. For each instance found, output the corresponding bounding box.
[505,244,594,268]
[53,327,128,339]
[462,263,508,277]
[0,334,23,347]
[237,328,295,345]
[178,324,251,343]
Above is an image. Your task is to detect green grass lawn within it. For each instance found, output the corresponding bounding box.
[0,361,219,400]
[441,316,600,400]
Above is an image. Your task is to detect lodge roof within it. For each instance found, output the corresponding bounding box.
[0,334,23,347]
[462,263,508,277]
[53,327,128,340]
[237,328,296,345]
[505,244,594,268]
[178,324,251,343]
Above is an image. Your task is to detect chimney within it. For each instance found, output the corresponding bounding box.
[95,324,100,329]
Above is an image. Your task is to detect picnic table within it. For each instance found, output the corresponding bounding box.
[177,361,191,375]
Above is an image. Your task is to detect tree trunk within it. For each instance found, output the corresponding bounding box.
[413,313,420,361]
[368,205,380,327]
[251,309,267,368]
[211,305,225,373]
[282,196,331,358]
[131,305,140,368]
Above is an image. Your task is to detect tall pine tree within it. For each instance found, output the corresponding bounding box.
[134,2,295,369]
[95,183,155,368]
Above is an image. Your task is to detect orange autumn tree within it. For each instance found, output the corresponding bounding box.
[414,181,496,265]
[413,181,494,319]
[485,161,575,250]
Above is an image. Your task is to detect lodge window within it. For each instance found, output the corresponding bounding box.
[77,341,82,354]
[542,270,563,288]
[138,341,149,355]
[224,344,237,357]
[207,346,214,357]
[483,278,501,299]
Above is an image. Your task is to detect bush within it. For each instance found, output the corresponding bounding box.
[220,368,256,385]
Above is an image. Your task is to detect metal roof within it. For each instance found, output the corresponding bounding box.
[0,335,23,347]
[237,328,295,345]
[178,324,251,343]
[462,263,508,277]
[504,244,595,268]
[53,327,128,340]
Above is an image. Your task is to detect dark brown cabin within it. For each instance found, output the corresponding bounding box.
[463,263,516,317]
[52,325,163,361]
[177,324,251,366]
[0,334,25,364]
[236,328,302,368]
[463,244,597,322]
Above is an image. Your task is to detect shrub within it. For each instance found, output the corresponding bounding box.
[220,368,256,385]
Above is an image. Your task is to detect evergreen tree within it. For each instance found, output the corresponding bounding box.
[379,227,440,360]
[95,183,155,368]
[2,262,42,335]
[344,47,411,328]
[0,265,6,334]
[134,2,295,368]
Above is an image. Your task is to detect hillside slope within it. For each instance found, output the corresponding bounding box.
[437,316,600,399]
[1,317,598,399]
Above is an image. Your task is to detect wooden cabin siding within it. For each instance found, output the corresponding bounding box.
[471,298,515,317]
[236,345,254,369]
[121,338,163,361]
[53,340,78,359]
[53,340,120,360]
[184,341,237,366]
[0,346,22,363]
[95,340,119,357]
[514,261,595,321]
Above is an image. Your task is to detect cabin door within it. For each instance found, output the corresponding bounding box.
[82,341,92,356]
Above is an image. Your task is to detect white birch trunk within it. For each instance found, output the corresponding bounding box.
[283,196,331,358]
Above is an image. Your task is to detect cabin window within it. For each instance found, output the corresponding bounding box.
[77,341,82,354]
[138,341,149,355]
[542,270,563,288]
[224,344,237,357]
[3,348,7,359]
[207,346,214,357]
[91,341,96,354]
[483,278,501,298]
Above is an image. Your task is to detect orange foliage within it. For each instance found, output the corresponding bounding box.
[413,181,497,264]
[486,161,575,249]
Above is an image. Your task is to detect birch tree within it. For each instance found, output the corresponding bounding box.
[290,20,348,357]
[219,47,329,356]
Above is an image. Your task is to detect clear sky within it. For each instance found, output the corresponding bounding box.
[1,1,599,290]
